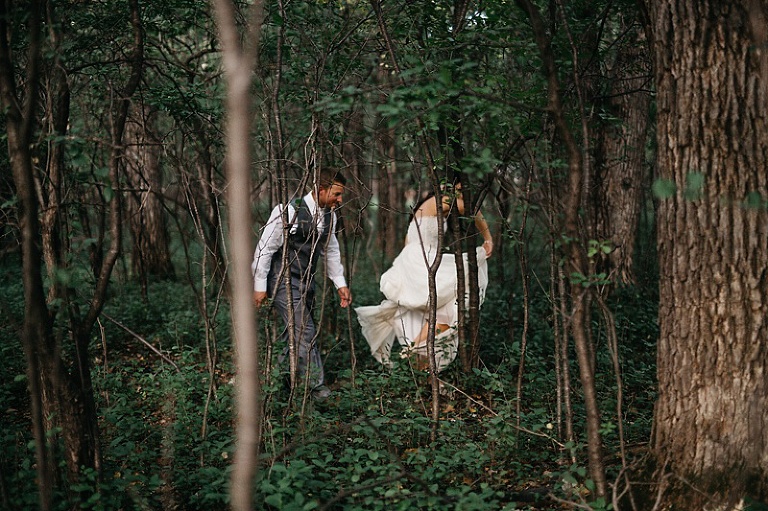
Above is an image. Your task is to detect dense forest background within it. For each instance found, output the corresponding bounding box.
[1,0,767,510]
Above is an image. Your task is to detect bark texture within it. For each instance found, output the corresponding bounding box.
[375,81,401,262]
[649,0,768,506]
[594,21,652,285]
[125,104,175,285]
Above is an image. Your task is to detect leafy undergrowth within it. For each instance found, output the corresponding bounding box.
[88,360,592,511]
[80,349,644,511]
[0,272,657,510]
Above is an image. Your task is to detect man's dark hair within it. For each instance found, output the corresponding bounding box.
[316,167,347,189]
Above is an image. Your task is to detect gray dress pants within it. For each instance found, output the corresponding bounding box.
[271,275,324,390]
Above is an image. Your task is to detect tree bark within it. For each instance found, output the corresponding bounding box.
[647,0,768,507]
[124,103,176,288]
[39,7,70,305]
[0,4,54,508]
[593,18,652,286]
[375,68,400,262]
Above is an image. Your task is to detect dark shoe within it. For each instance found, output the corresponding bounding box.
[311,385,332,401]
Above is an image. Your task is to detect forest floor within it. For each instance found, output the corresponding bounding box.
[1,266,658,510]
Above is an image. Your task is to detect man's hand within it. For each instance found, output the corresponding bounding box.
[337,286,352,308]
[253,290,268,307]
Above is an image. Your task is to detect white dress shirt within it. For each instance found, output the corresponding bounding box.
[252,192,347,293]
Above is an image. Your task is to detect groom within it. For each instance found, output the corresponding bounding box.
[252,168,352,400]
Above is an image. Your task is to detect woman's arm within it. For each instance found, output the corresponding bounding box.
[474,211,493,257]
[416,191,493,256]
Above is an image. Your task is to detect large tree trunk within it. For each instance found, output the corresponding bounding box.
[648,0,768,507]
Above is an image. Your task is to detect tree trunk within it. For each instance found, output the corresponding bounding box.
[0,5,55,508]
[648,0,768,507]
[375,60,400,262]
[376,122,400,262]
[125,103,175,288]
[593,19,652,286]
[211,0,265,509]
[515,0,608,498]
[39,23,70,305]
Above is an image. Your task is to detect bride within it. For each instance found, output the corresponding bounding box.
[356,181,493,371]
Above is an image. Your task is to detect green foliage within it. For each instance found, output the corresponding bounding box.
[96,346,235,510]
[570,270,611,288]
[254,394,510,510]
[0,243,659,510]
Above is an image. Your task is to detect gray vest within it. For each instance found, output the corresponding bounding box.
[267,201,332,296]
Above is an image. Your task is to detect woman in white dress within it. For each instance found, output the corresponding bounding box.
[356,183,493,371]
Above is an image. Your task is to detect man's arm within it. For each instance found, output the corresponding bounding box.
[325,212,351,307]
[252,204,288,306]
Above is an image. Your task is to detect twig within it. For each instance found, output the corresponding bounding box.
[437,378,566,447]
[100,312,180,371]
[547,492,594,510]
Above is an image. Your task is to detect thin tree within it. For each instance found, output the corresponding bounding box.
[210,0,265,509]
[0,3,52,508]
[514,0,608,499]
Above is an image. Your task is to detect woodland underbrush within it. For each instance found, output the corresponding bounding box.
[0,259,658,510]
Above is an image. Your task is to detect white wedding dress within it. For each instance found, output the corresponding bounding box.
[356,215,489,371]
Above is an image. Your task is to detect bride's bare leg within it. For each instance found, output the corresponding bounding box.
[411,322,451,348]
[407,322,450,371]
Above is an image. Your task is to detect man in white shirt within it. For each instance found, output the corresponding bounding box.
[252,168,352,400]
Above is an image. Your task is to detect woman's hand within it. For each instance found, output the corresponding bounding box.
[482,239,494,258]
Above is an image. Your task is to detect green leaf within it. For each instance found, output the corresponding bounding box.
[684,172,705,200]
[54,267,72,286]
[744,191,766,209]
[1,195,18,208]
[652,178,676,199]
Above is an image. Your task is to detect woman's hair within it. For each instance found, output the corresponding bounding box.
[409,171,463,220]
